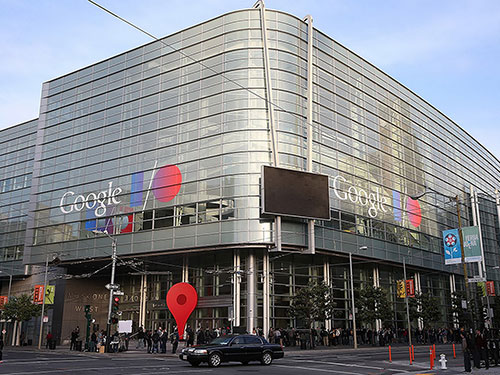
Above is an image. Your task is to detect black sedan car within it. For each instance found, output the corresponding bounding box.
[179,334,284,367]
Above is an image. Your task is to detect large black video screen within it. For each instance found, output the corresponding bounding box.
[262,166,330,220]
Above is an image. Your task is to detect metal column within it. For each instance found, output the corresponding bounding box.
[304,14,315,254]
[415,272,424,330]
[233,251,241,327]
[263,251,270,336]
[373,266,381,331]
[182,255,189,283]
[246,252,257,333]
[324,259,331,330]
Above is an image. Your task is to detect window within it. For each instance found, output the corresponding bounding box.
[244,336,262,344]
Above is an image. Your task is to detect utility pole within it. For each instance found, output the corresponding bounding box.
[93,229,117,352]
[106,235,117,352]
[38,255,50,349]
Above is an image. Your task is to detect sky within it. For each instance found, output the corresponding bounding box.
[1,0,500,160]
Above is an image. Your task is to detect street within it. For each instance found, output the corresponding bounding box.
[1,344,496,375]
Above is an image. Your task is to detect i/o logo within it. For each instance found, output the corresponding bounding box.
[392,191,421,228]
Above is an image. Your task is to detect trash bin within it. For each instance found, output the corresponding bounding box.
[49,340,56,350]
[75,340,83,351]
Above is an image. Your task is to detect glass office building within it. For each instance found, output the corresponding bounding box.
[1,3,500,344]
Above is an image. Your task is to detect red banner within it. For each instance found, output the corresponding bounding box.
[34,285,44,304]
[406,279,415,298]
[0,296,7,309]
[486,281,495,296]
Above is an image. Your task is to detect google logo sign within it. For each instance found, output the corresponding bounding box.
[59,164,182,217]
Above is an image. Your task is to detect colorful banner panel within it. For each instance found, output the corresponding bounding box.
[443,228,462,265]
[462,226,482,263]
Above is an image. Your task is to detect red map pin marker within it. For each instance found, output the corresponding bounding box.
[166,282,198,338]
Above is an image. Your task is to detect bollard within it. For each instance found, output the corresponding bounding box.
[389,345,392,363]
[439,354,447,370]
[453,343,456,359]
[412,345,415,361]
[430,346,434,369]
[409,346,413,365]
[433,344,436,359]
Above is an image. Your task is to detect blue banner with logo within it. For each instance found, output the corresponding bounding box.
[443,228,462,265]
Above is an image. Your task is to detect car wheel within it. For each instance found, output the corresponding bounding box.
[189,361,200,367]
[208,352,222,367]
[261,352,273,365]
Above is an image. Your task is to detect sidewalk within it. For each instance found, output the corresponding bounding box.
[5,341,460,357]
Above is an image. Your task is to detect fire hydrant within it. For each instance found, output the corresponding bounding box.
[439,354,447,370]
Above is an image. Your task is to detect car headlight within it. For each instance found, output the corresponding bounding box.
[193,349,208,355]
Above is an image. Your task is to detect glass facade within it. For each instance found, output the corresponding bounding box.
[0,119,37,274]
[1,6,499,340]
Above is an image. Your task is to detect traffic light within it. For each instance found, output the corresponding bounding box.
[112,296,120,313]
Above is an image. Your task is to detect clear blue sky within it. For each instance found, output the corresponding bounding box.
[1,0,499,160]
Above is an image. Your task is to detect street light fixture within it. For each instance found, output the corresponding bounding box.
[410,187,473,325]
[93,229,117,352]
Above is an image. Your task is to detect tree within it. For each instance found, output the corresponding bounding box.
[356,285,393,328]
[2,294,42,346]
[289,281,335,328]
[449,291,472,328]
[409,292,441,328]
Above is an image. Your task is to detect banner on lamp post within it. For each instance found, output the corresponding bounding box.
[443,229,462,265]
[462,226,482,263]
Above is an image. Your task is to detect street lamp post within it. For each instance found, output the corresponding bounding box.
[410,188,471,325]
[37,255,50,349]
[402,258,412,347]
[93,229,117,352]
[349,252,357,349]
[0,270,13,341]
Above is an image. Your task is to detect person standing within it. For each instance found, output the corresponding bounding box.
[145,331,152,354]
[0,334,4,363]
[136,327,145,349]
[161,328,168,353]
[46,332,53,349]
[475,329,489,369]
[186,326,194,347]
[461,331,472,372]
[151,330,160,354]
[171,328,179,354]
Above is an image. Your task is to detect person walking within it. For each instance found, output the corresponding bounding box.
[461,331,472,372]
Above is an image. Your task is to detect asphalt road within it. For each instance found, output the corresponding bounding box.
[0,344,496,375]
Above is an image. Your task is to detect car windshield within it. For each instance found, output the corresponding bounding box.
[209,336,233,345]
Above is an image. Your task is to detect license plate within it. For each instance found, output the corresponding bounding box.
[182,355,187,360]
